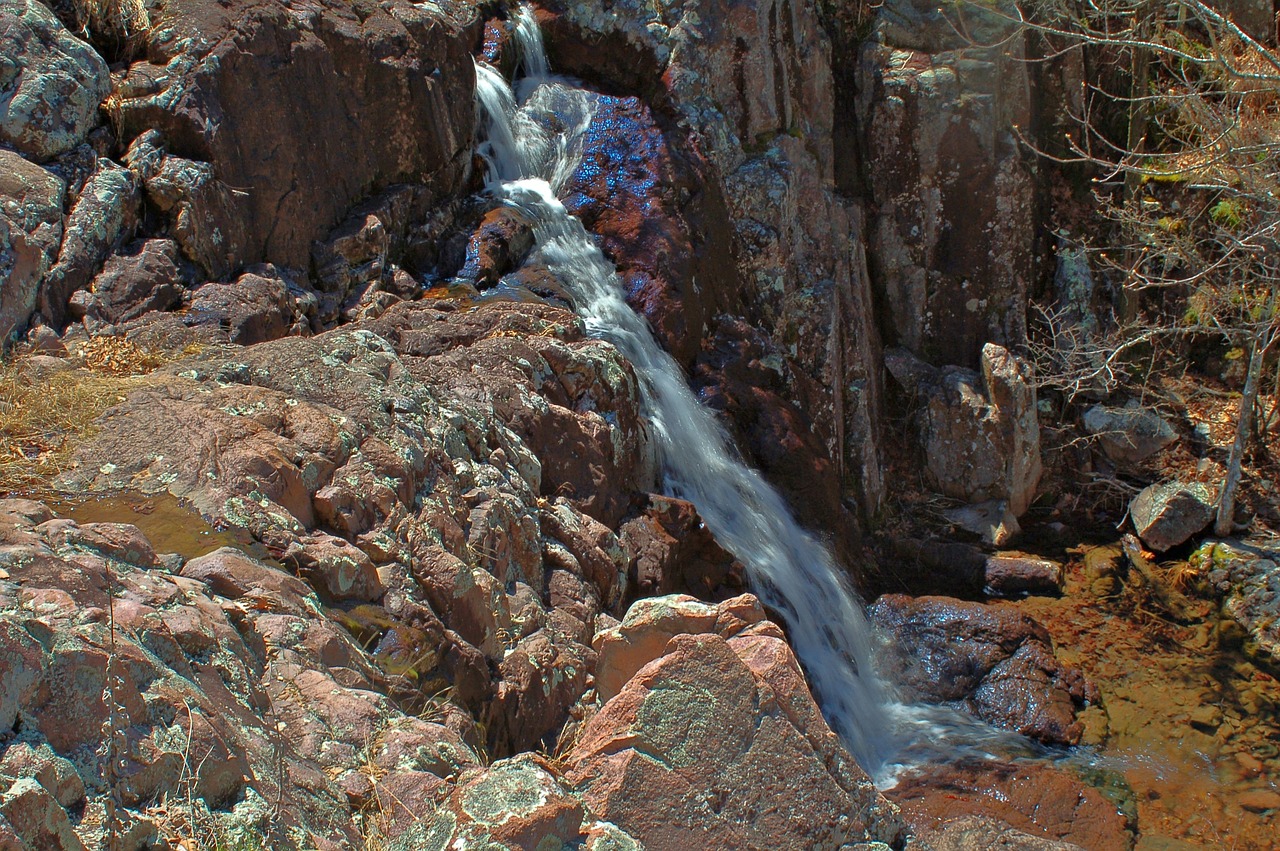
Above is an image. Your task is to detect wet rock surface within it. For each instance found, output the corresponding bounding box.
[542,0,890,525]
[870,594,1096,744]
[888,759,1133,851]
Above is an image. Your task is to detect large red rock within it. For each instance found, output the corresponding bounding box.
[110,0,478,277]
[567,594,904,850]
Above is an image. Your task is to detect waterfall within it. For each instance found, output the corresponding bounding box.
[477,5,904,776]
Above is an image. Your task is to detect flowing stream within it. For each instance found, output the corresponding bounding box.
[475,7,904,774]
[470,13,1280,843]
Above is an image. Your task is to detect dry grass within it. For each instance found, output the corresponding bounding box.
[0,338,173,494]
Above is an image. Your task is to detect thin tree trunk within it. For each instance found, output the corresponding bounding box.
[1118,36,1151,324]
[1216,341,1264,536]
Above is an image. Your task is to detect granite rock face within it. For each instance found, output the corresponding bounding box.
[109,0,478,276]
[856,0,1035,369]
[886,343,1042,517]
[0,150,65,344]
[0,0,110,161]
[542,0,889,528]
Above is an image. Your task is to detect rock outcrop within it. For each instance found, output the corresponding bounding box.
[0,499,487,847]
[542,0,889,527]
[886,344,1042,520]
[569,594,904,850]
[1193,540,1280,668]
[0,149,65,342]
[870,594,1097,744]
[110,0,478,275]
[0,0,110,161]
[855,0,1035,368]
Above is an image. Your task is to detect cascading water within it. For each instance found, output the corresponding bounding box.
[472,6,1007,780]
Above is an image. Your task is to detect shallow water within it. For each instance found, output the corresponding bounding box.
[43,491,265,562]
[1009,544,1280,848]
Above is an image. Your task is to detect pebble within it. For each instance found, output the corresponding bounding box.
[1233,752,1264,777]
[1237,789,1280,813]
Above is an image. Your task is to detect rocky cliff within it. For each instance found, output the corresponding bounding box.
[0,0,1157,847]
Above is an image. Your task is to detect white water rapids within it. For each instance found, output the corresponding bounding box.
[474,7,1020,781]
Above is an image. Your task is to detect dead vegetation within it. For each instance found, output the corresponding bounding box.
[0,337,182,494]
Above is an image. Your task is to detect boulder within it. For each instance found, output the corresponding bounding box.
[1192,540,1280,668]
[918,816,1088,850]
[0,149,64,344]
[887,344,1042,516]
[186,266,295,345]
[83,239,185,325]
[110,0,476,275]
[943,499,1021,547]
[568,594,904,850]
[1129,481,1216,552]
[869,595,1096,744]
[0,0,110,161]
[292,532,385,603]
[1083,404,1178,468]
[395,754,640,850]
[125,134,245,281]
[984,554,1064,597]
[458,206,536,286]
[484,628,593,756]
[0,778,84,851]
[39,159,140,326]
[888,760,1134,851]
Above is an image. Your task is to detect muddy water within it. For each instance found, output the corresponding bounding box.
[1006,544,1280,849]
[41,491,265,562]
